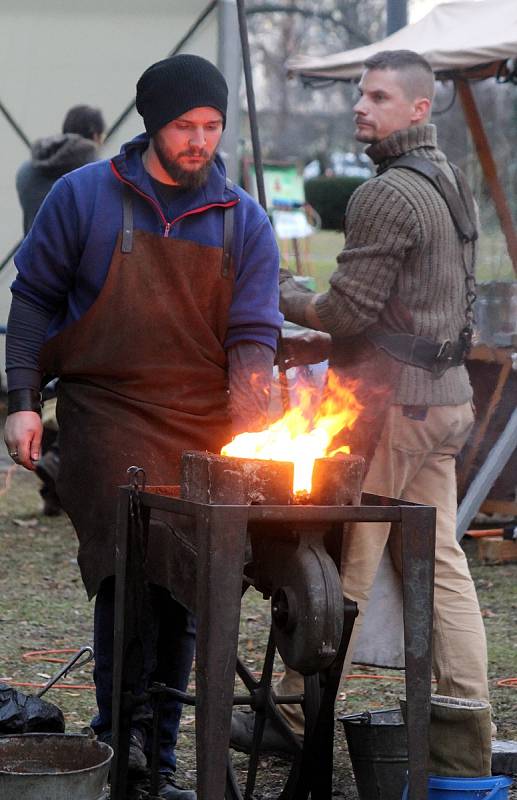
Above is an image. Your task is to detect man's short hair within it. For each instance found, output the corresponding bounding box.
[62,105,105,140]
[364,50,435,103]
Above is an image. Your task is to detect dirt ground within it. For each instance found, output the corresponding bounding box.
[1,451,516,798]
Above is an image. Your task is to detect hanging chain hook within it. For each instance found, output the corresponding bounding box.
[127,465,146,522]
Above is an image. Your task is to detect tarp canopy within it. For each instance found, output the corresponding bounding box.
[286,0,517,81]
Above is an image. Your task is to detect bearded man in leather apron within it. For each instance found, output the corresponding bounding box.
[4,54,282,799]
[230,49,491,756]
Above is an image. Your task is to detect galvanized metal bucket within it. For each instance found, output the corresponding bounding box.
[0,732,113,800]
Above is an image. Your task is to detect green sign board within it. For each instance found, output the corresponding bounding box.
[248,164,305,210]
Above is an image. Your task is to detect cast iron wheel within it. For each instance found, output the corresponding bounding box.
[225,625,321,800]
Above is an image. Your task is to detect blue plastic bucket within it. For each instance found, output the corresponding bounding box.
[402,774,513,799]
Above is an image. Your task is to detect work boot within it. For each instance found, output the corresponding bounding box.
[400,695,492,777]
[230,710,302,757]
[97,727,147,774]
[429,695,492,777]
[128,728,148,773]
[36,449,62,516]
[157,773,196,799]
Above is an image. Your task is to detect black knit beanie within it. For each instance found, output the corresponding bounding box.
[136,54,228,135]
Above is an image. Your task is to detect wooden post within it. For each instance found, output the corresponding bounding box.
[292,237,303,275]
[457,79,517,277]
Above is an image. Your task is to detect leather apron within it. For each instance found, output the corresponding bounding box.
[40,198,234,599]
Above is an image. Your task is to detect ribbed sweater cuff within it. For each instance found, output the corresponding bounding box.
[314,293,345,337]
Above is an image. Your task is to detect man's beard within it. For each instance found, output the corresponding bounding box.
[153,137,215,190]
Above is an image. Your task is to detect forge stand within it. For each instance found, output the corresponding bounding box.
[110,462,435,800]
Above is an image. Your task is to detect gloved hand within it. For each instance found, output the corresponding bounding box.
[279,269,316,327]
[278,330,332,368]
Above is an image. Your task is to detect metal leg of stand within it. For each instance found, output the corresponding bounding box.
[111,488,131,800]
[294,596,358,800]
[111,488,151,800]
[195,505,250,800]
[399,506,436,800]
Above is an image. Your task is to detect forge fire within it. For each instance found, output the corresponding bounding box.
[221,370,363,498]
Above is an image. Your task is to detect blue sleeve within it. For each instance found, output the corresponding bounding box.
[225,215,283,351]
[12,176,80,313]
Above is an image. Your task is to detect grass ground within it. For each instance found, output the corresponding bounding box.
[1,458,516,798]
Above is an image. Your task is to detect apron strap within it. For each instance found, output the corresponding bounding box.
[222,178,235,277]
[120,178,235,271]
[121,184,134,254]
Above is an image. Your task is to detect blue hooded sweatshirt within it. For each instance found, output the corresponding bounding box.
[12,133,282,351]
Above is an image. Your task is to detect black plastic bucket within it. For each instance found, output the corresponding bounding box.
[339,708,408,800]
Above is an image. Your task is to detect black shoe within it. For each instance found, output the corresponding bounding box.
[35,449,60,483]
[157,773,196,799]
[230,710,302,757]
[97,728,147,774]
[128,728,148,773]
[41,488,62,516]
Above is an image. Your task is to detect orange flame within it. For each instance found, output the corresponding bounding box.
[221,370,363,496]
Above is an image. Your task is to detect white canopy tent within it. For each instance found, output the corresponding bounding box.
[287,0,517,80]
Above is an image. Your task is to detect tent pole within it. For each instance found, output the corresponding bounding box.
[457,79,517,278]
[235,0,291,412]
[235,0,267,211]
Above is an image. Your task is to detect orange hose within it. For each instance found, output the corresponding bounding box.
[0,680,95,691]
[11,651,517,695]
[22,648,84,664]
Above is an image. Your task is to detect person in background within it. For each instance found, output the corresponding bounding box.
[16,104,106,235]
[15,104,106,515]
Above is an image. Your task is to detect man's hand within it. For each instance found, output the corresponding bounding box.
[279,269,316,328]
[279,330,332,368]
[279,269,327,331]
[4,411,43,470]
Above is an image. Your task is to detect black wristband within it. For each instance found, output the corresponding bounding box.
[7,388,43,416]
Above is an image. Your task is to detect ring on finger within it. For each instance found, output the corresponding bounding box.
[9,450,19,459]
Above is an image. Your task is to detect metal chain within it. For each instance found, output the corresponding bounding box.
[127,466,147,550]
[460,231,477,353]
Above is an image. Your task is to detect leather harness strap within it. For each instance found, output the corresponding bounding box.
[384,154,478,243]
[367,328,468,377]
[221,177,235,278]
[121,184,134,254]
[367,155,478,377]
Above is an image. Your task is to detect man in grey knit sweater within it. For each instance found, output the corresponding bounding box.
[231,49,490,753]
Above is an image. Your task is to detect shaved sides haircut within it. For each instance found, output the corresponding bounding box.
[364,50,435,104]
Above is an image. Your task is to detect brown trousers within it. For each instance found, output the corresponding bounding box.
[276,401,489,734]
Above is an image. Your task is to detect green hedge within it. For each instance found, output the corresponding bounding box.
[304,176,366,230]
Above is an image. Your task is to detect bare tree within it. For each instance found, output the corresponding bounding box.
[243,0,385,160]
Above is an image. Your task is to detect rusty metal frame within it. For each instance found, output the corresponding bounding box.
[110,487,435,800]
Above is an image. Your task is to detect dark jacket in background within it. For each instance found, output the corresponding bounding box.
[16,133,98,234]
